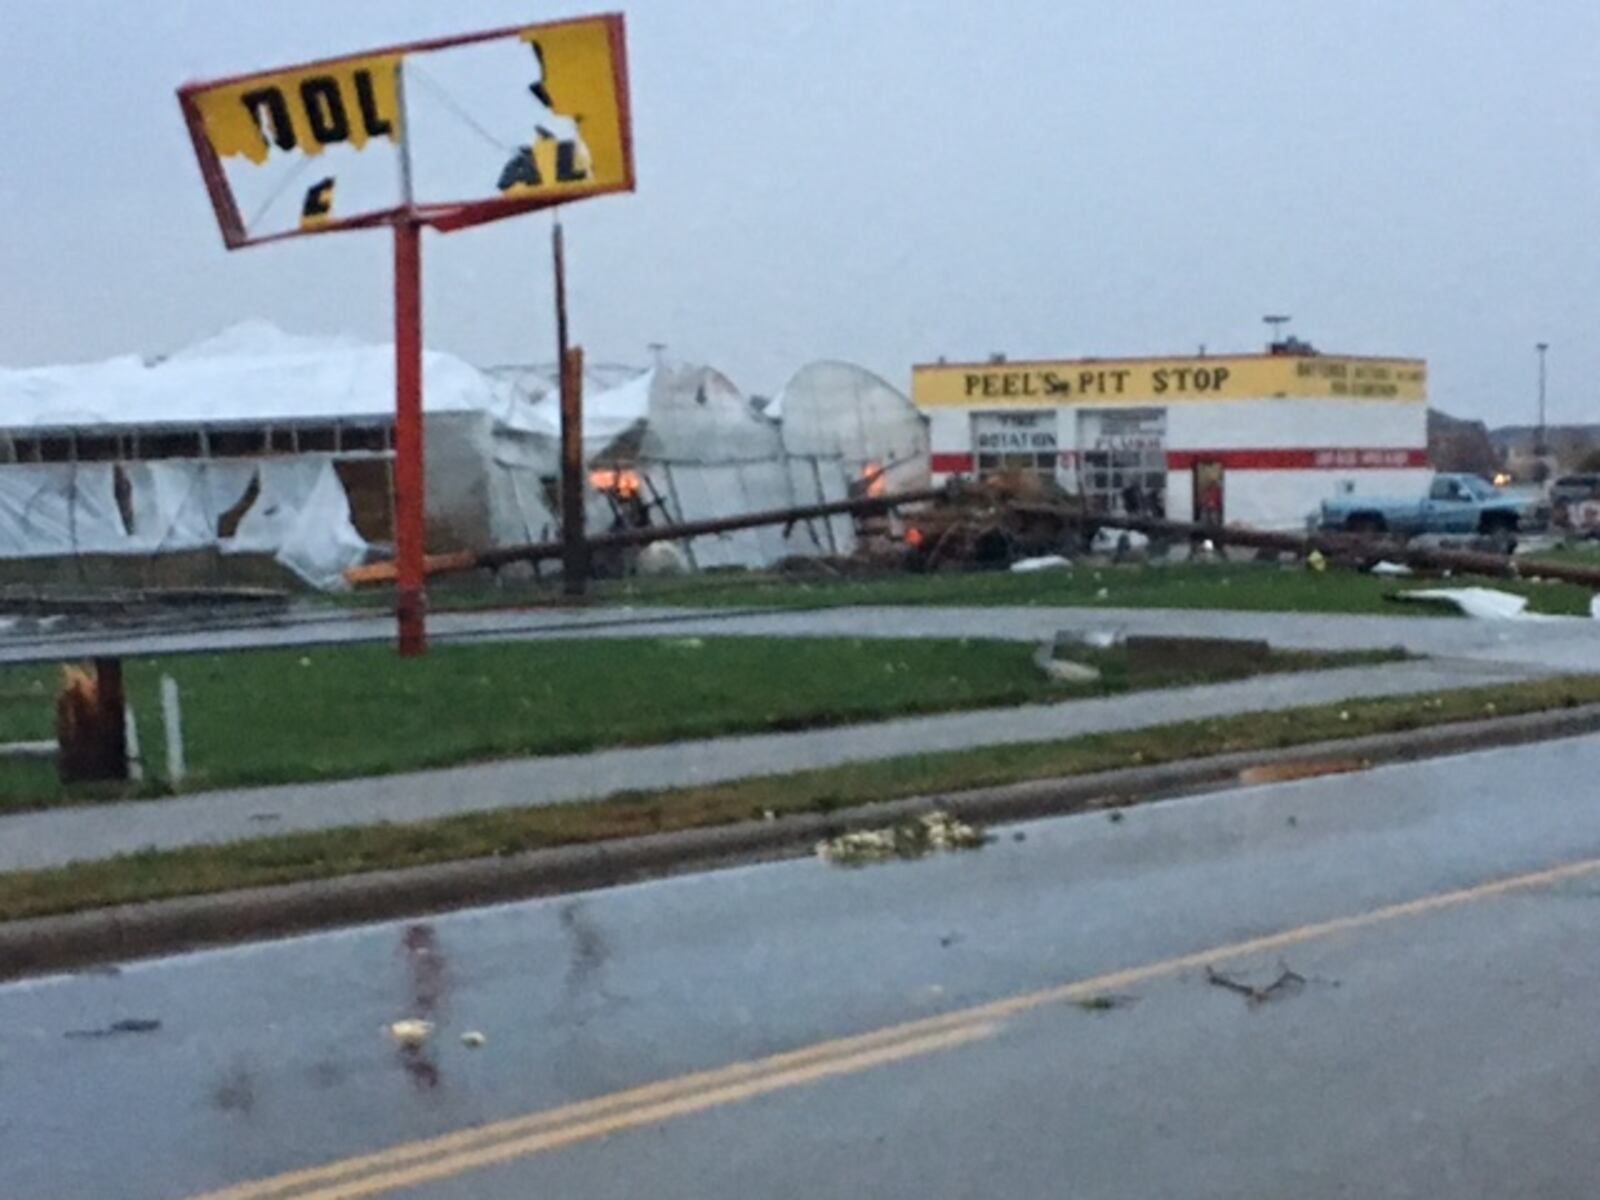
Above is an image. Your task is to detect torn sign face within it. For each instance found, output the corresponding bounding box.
[181,15,633,247]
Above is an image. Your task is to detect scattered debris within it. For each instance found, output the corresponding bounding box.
[1073,993,1138,1013]
[460,1031,488,1049]
[211,1063,257,1115]
[1011,555,1072,574]
[1306,549,1327,573]
[1033,643,1103,684]
[1396,587,1551,621]
[65,1017,162,1039]
[1106,809,1125,824]
[1053,627,1122,652]
[816,810,988,866]
[1205,964,1306,1006]
[1237,759,1365,786]
[1369,560,1413,576]
[387,1019,435,1047]
[938,933,962,948]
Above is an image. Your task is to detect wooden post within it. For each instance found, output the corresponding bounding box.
[554,220,588,596]
[58,658,129,783]
[393,218,427,655]
[93,658,127,781]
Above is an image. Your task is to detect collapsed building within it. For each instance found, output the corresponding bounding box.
[0,322,930,588]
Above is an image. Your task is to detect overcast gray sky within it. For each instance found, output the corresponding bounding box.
[1,1,1595,423]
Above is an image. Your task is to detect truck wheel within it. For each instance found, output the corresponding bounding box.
[1345,514,1385,536]
[1479,514,1518,554]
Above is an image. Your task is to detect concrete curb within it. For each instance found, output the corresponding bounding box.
[5,702,1600,981]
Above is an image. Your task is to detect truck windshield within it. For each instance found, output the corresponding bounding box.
[1460,477,1497,500]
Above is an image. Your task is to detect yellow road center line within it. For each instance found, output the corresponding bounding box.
[305,1024,997,1200]
[192,1015,998,1200]
[190,853,1600,1200]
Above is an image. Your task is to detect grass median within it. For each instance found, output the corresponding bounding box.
[2,673,1597,924]
[600,561,1596,615]
[339,560,1596,617]
[0,636,1386,809]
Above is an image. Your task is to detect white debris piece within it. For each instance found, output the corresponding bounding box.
[816,811,987,866]
[1369,560,1413,576]
[637,541,691,576]
[1011,555,1072,573]
[1396,587,1553,621]
[1091,528,1150,554]
[387,1019,434,1047]
[461,1031,488,1049]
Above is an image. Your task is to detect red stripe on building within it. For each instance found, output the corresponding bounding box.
[933,449,1428,473]
[1163,448,1428,470]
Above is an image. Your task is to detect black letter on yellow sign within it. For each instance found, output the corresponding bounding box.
[498,147,540,191]
[301,177,335,226]
[242,87,296,151]
[299,77,350,146]
[555,140,585,183]
[353,70,392,139]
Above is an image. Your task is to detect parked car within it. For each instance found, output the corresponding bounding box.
[1317,473,1528,539]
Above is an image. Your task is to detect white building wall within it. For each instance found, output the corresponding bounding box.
[925,396,1430,530]
[1165,468,1430,528]
[1161,399,1425,450]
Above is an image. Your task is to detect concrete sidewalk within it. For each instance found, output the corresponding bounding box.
[0,655,1536,873]
[6,600,1598,669]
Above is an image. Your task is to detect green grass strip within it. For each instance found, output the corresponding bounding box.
[2,673,1596,924]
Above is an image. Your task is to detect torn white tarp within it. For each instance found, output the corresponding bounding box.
[646,457,857,569]
[274,460,368,589]
[640,365,781,464]
[1,319,498,430]
[123,460,258,552]
[0,456,369,586]
[0,464,128,556]
[775,361,931,492]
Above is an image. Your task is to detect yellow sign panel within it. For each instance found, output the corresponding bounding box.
[913,356,1426,408]
[193,55,402,165]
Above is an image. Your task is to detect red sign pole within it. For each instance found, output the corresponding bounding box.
[392,217,427,656]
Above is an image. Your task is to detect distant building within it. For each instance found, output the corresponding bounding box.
[1427,409,1500,477]
[913,348,1427,530]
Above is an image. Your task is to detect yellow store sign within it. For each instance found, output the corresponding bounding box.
[913,355,1426,408]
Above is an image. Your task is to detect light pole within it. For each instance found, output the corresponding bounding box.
[1535,342,1549,474]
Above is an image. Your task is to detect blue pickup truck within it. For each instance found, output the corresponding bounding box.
[1317,473,1527,538]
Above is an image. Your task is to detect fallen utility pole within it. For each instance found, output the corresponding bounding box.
[346,487,945,587]
[1070,509,1600,591]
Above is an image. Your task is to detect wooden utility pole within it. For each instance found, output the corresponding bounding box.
[553,220,588,596]
[392,218,427,654]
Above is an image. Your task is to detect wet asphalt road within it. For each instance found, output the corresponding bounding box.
[7,734,1600,1199]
